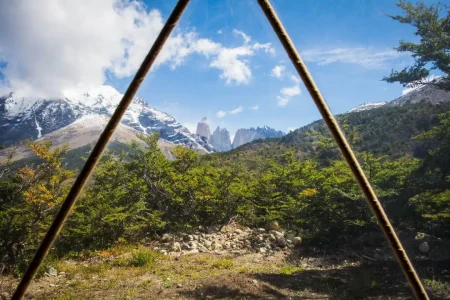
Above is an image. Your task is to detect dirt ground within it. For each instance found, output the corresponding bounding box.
[1,247,450,300]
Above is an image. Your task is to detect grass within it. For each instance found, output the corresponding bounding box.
[424,278,450,295]
[279,265,303,275]
[128,248,159,267]
[210,258,235,270]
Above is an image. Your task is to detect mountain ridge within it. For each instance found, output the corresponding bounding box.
[0,86,212,153]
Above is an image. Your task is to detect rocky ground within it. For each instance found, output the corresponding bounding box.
[151,222,302,257]
[1,224,450,299]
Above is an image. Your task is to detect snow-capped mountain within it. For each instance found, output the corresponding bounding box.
[390,83,450,106]
[1,114,177,163]
[232,126,285,148]
[0,85,212,152]
[348,80,450,113]
[348,102,388,113]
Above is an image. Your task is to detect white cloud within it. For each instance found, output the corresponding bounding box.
[302,47,404,69]
[0,0,189,97]
[271,65,285,78]
[290,74,300,84]
[249,105,259,110]
[276,72,301,107]
[277,96,290,107]
[216,105,244,118]
[168,31,274,86]
[252,43,276,56]
[0,1,274,97]
[216,110,227,118]
[217,29,223,35]
[233,29,251,44]
[229,106,243,115]
[281,85,301,97]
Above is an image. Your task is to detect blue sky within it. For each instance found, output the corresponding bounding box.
[0,0,440,137]
[108,0,427,135]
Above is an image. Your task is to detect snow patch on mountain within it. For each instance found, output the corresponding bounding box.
[0,85,212,152]
[348,102,388,113]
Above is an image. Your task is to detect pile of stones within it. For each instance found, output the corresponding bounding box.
[152,222,302,256]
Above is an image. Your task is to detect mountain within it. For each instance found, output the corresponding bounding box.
[196,117,211,139]
[347,80,450,113]
[232,126,285,148]
[389,83,450,106]
[222,84,450,168]
[210,126,232,152]
[0,86,212,153]
[348,102,388,113]
[1,115,177,166]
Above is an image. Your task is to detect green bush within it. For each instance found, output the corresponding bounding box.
[128,248,159,267]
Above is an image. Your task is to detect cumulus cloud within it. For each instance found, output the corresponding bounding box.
[216,106,244,118]
[216,110,227,118]
[249,105,259,110]
[290,74,300,84]
[233,29,251,44]
[276,73,301,107]
[302,47,404,69]
[271,65,285,78]
[187,34,274,85]
[229,106,243,114]
[280,85,301,97]
[277,96,290,107]
[0,1,274,97]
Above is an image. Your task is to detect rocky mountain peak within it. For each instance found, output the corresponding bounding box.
[0,86,212,153]
[210,126,232,152]
[196,117,211,140]
[232,126,285,149]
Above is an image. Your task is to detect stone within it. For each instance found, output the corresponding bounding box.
[211,241,222,250]
[172,242,181,252]
[198,245,209,253]
[188,241,198,249]
[259,247,267,254]
[419,242,430,253]
[203,240,212,248]
[184,235,194,242]
[285,233,295,241]
[267,221,280,231]
[185,249,199,255]
[181,243,191,250]
[277,236,286,247]
[161,233,172,242]
[48,267,57,277]
[234,229,243,234]
[257,228,266,233]
[268,234,276,242]
[177,283,183,288]
[58,272,66,277]
[160,250,168,255]
[1,292,9,300]
[293,237,302,245]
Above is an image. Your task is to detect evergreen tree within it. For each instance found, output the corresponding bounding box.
[383,1,450,90]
